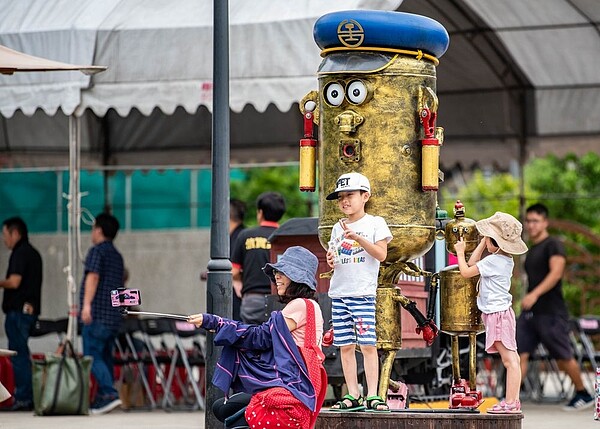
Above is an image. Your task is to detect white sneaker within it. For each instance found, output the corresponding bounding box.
[563,392,594,411]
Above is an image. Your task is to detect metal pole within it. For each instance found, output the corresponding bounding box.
[206,1,231,428]
[67,115,81,350]
[518,88,531,302]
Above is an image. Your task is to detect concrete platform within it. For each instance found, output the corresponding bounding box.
[0,401,595,429]
[316,409,522,429]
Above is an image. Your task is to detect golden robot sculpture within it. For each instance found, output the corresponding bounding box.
[438,200,485,408]
[300,10,450,401]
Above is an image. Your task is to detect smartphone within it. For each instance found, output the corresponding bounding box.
[110,288,141,307]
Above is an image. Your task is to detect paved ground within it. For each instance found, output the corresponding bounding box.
[521,401,597,429]
[0,400,596,429]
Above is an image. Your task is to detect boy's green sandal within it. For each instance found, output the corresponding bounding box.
[366,395,390,412]
[329,394,366,412]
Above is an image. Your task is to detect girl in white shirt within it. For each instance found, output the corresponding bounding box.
[455,212,528,414]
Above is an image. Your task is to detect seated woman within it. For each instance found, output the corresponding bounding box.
[188,246,327,429]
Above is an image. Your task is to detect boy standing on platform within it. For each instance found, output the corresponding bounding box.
[326,173,392,412]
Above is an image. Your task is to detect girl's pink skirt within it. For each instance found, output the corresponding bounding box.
[482,307,517,353]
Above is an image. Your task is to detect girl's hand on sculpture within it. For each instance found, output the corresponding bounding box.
[454,238,466,255]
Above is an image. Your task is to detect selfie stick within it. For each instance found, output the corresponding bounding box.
[123,309,190,321]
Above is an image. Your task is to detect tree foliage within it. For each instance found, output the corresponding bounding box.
[230,165,317,226]
[440,170,530,221]
[440,152,600,233]
[525,152,600,233]
[525,152,600,316]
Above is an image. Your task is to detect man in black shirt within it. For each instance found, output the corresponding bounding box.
[229,199,246,321]
[231,192,285,324]
[517,203,593,411]
[0,217,42,411]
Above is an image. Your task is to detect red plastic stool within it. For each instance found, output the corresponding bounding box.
[0,356,15,407]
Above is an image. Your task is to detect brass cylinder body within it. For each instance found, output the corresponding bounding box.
[299,139,317,192]
[421,144,439,191]
[317,55,438,263]
[445,212,478,256]
[375,286,403,351]
[439,265,484,335]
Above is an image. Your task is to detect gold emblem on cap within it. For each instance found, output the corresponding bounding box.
[337,19,365,48]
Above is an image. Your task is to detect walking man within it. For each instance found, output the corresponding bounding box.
[518,203,593,411]
[80,213,124,415]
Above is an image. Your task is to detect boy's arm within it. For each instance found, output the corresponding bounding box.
[354,235,387,262]
[327,223,342,268]
[341,219,389,262]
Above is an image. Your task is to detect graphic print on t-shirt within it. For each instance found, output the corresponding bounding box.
[334,235,366,264]
[244,236,271,250]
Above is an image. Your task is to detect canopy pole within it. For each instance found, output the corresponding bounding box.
[205,0,231,427]
[518,88,530,304]
[66,114,82,350]
[101,115,112,213]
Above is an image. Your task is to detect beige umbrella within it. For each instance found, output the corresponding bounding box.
[0,44,105,75]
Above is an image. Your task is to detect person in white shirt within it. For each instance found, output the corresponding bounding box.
[325,172,392,413]
[455,212,528,414]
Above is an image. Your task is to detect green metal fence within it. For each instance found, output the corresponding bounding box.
[0,167,243,232]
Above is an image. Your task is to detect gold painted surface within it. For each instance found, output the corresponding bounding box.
[468,332,478,390]
[445,212,479,256]
[451,336,461,381]
[299,91,319,124]
[376,286,403,350]
[439,266,484,335]
[379,350,397,400]
[421,145,439,190]
[299,145,317,191]
[310,50,445,396]
[316,55,439,262]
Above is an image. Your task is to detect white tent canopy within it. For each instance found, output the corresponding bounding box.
[437,0,600,137]
[0,0,599,169]
[0,0,399,117]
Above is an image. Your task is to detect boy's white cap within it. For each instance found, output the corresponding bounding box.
[326,172,371,200]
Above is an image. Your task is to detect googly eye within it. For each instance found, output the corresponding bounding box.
[346,80,367,104]
[304,100,316,112]
[324,82,344,106]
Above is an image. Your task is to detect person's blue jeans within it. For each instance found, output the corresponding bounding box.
[82,322,119,400]
[4,311,37,404]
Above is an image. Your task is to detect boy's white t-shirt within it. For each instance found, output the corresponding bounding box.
[328,214,392,298]
[475,253,514,314]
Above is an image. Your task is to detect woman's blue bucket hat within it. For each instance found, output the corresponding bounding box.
[263,246,318,291]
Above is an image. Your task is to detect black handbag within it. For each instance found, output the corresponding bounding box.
[32,340,93,415]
